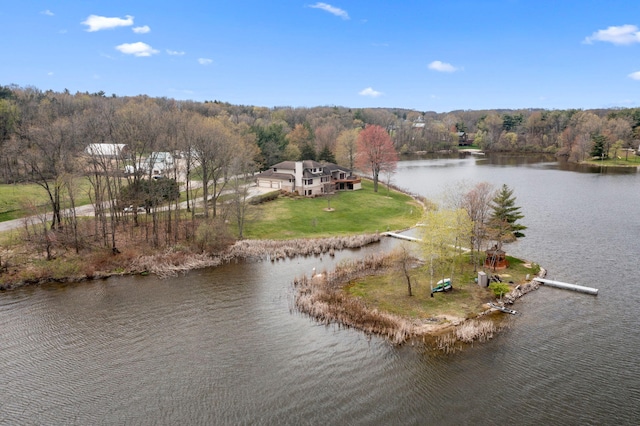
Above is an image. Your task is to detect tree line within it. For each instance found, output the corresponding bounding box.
[0,84,634,260]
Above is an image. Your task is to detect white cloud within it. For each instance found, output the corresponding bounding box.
[428,60,458,72]
[359,87,382,97]
[628,71,640,80]
[47,71,54,76]
[198,58,213,65]
[584,25,640,45]
[115,42,159,57]
[309,3,350,20]
[133,25,150,34]
[41,10,54,16]
[167,49,186,56]
[82,15,134,32]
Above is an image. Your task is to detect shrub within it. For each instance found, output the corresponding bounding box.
[194,218,235,253]
[489,282,511,298]
[249,191,280,205]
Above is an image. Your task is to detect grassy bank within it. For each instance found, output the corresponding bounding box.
[346,254,539,320]
[582,155,640,167]
[243,180,422,239]
[294,250,541,349]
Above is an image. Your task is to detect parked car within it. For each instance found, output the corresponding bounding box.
[123,205,146,213]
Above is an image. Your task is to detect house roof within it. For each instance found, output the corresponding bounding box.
[150,152,173,161]
[85,143,126,157]
[271,160,324,170]
[258,160,352,181]
[322,163,351,173]
[254,169,294,180]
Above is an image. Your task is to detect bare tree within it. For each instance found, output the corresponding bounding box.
[462,182,495,269]
[22,100,80,230]
[335,128,359,170]
[395,244,416,296]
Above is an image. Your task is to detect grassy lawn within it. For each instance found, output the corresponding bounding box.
[242,180,423,239]
[0,179,94,222]
[345,255,540,320]
[0,183,53,221]
[583,155,640,167]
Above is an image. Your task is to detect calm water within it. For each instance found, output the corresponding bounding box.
[1,154,640,425]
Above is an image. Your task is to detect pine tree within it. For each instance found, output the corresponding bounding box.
[590,133,607,159]
[317,145,336,163]
[488,184,526,250]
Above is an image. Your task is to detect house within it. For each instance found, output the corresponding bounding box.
[142,152,175,176]
[255,160,361,196]
[323,163,362,191]
[457,132,475,146]
[85,143,128,158]
[412,116,426,129]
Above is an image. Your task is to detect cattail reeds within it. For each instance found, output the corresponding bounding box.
[293,253,418,344]
[126,234,382,279]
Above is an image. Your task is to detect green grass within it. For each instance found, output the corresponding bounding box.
[345,254,540,320]
[0,183,53,221]
[583,155,640,167]
[242,180,423,239]
[0,179,94,222]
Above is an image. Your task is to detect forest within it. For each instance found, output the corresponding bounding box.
[0,83,639,261]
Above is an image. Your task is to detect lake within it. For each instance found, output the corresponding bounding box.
[1,154,639,425]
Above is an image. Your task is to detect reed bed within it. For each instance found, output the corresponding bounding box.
[130,250,224,279]
[126,234,381,279]
[225,234,381,261]
[294,253,421,344]
[434,320,501,353]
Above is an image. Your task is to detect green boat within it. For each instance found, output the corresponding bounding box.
[431,278,452,294]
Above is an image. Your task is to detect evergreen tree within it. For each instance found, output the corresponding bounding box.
[590,133,607,159]
[488,184,526,250]
[317,145,336,163]
[299,143,317,161]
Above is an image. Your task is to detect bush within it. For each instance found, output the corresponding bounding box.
[194,218,235,253]
[489,282,511,298]
[249,191,280,205]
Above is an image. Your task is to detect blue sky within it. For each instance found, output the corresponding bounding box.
[2,1,640,112]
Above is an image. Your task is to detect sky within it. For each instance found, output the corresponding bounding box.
[2,0,640,113]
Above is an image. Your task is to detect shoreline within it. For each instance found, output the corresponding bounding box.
[0,234,383,291]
